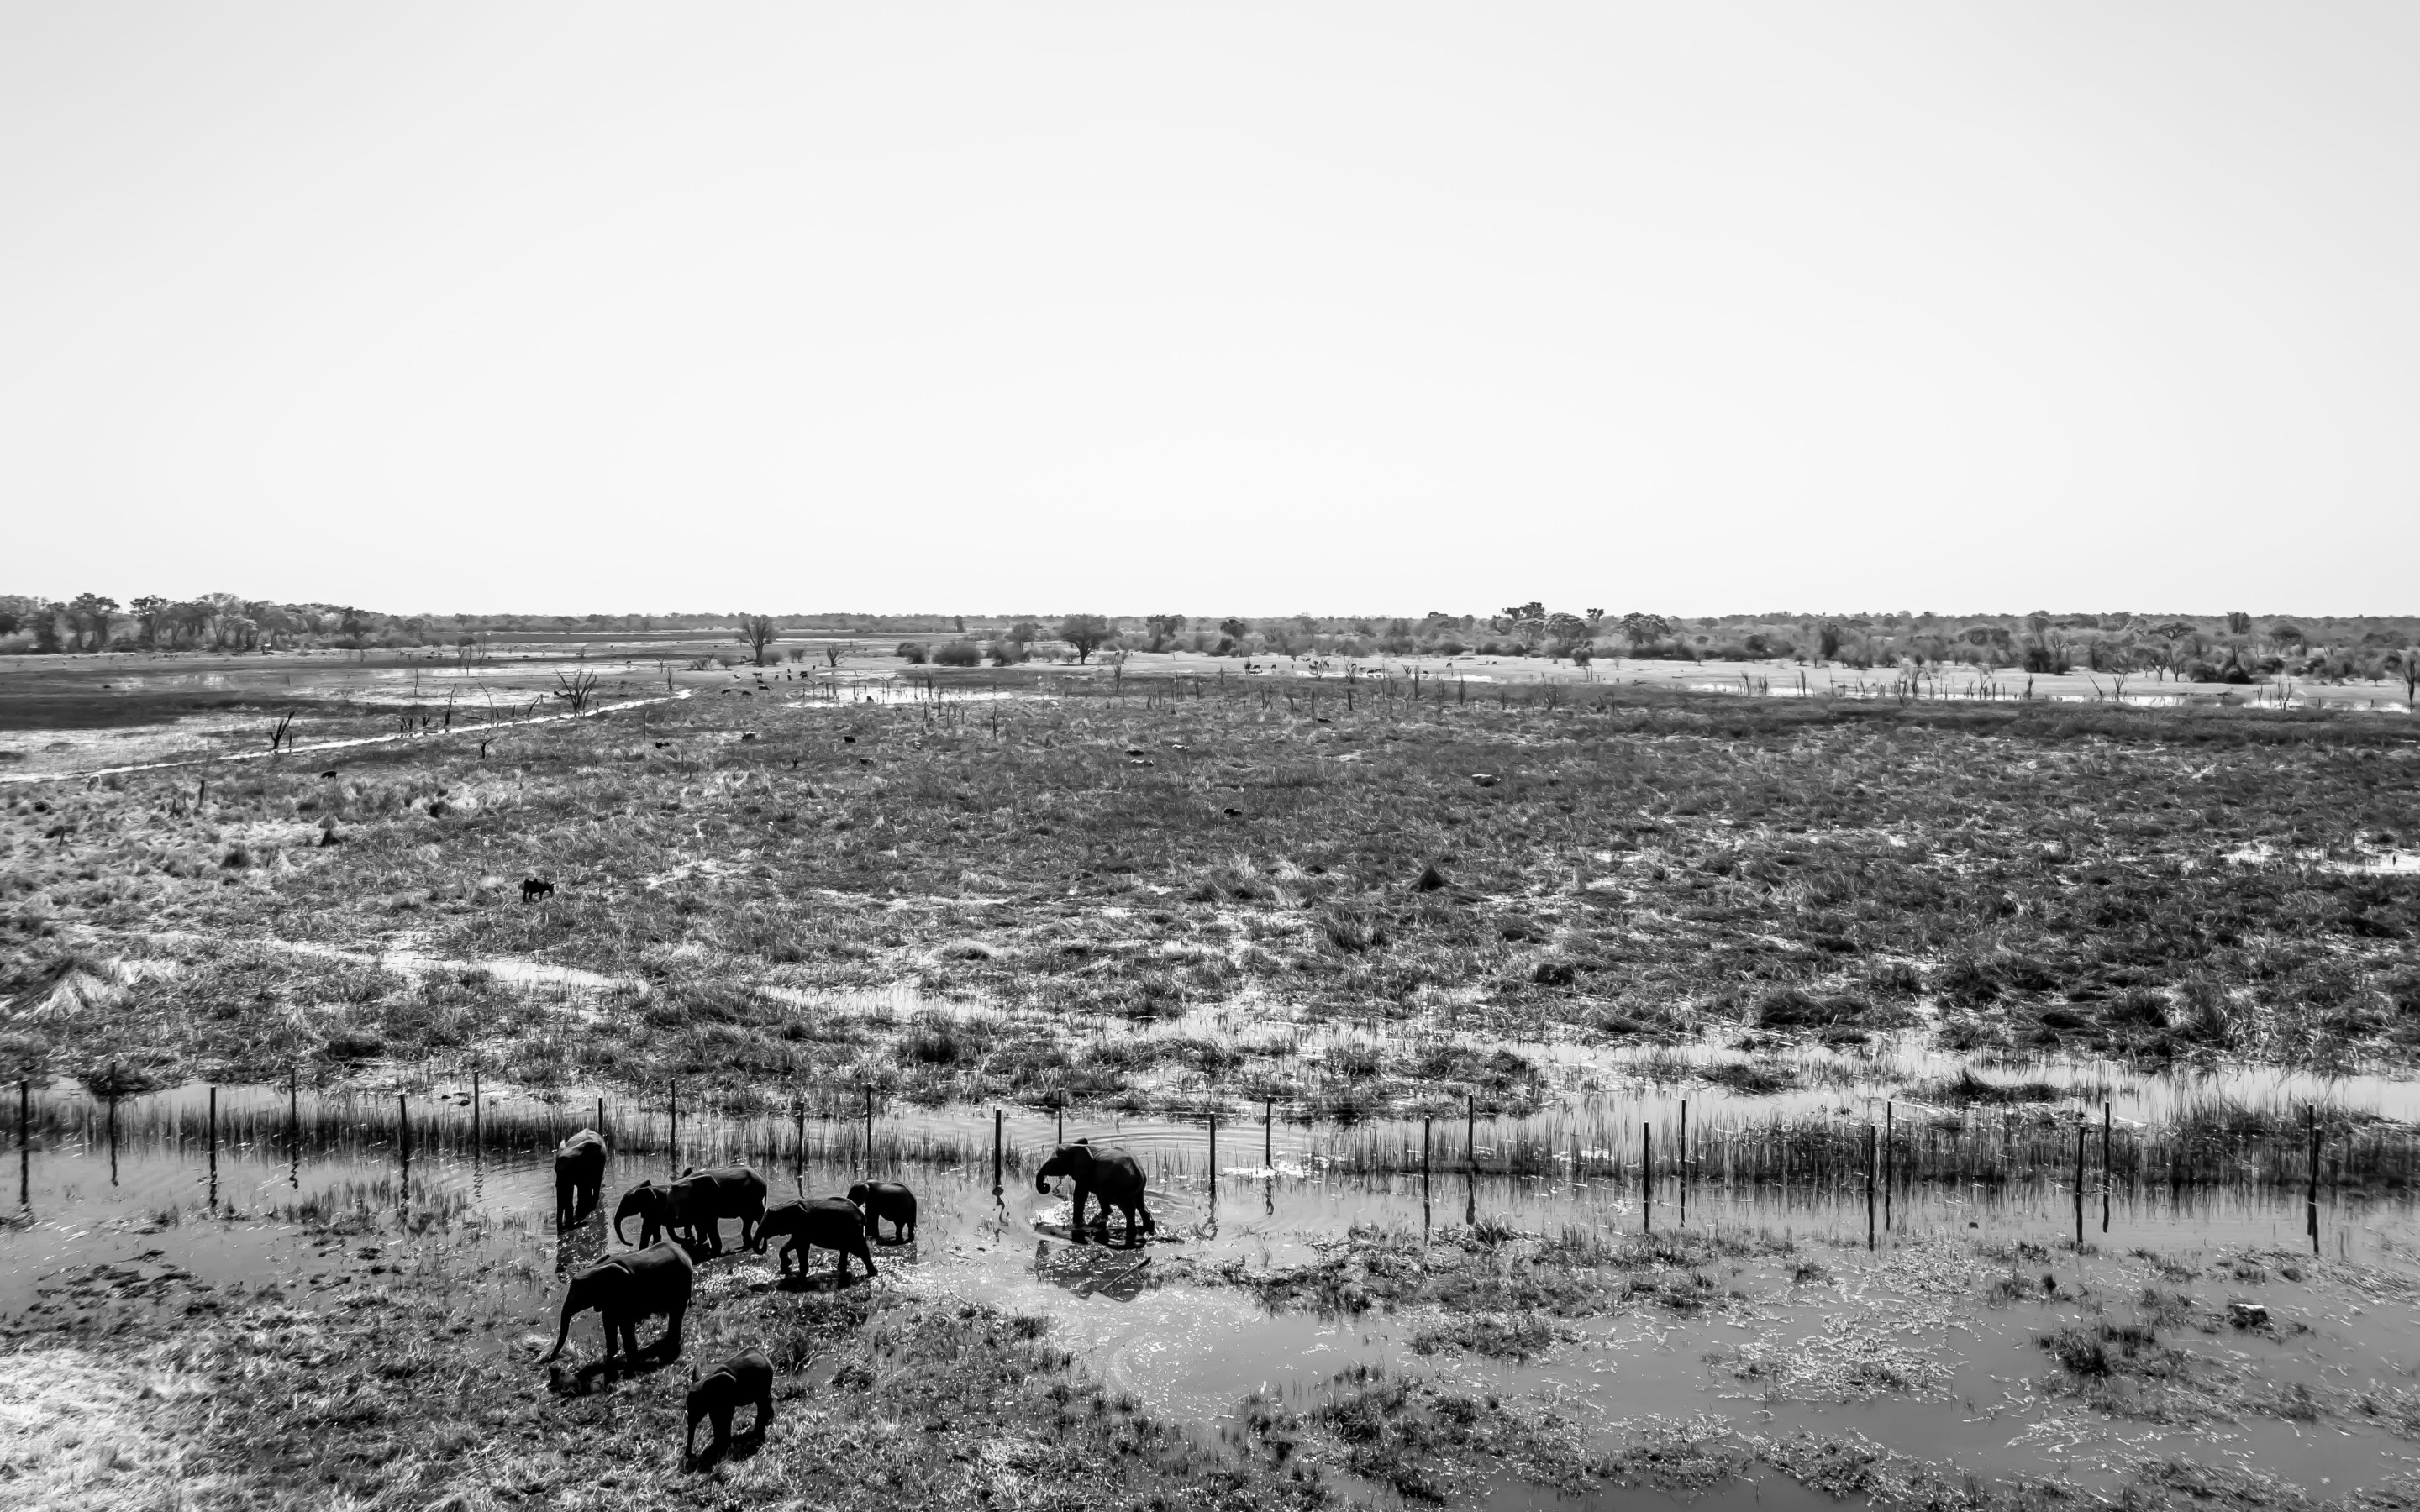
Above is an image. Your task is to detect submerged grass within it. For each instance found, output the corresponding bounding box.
[1202,1221,1778,1358]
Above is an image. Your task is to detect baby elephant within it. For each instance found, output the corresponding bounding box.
[847,1181,918,1242]
[686,1348,774,1466]
[755,1197,877,1278]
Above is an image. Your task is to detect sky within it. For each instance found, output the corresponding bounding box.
[3,3,2415,619]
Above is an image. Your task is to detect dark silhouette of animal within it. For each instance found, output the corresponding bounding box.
[542,1241,694,1365]
[616,1167,768,1255]
[521,878,555,902]
[755,1197,876,1278]
[1035,1141,1155,1246]
[686,1348,774,1466]
[554,1129,608,1228]
[846,1181,917,1242]
[318,769,337,780]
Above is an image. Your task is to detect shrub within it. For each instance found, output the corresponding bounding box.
[897,642,927,664]
[933,640,981,668]
[1755,988,1865,1027]
[324,1031,385,1062]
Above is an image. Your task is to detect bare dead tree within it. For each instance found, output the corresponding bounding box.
[267,712,295,753]
[555,665,601,716]
[741,615,781,667]
[823,640,850,669]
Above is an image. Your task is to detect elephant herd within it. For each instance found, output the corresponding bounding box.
[538,1126,1155,1467]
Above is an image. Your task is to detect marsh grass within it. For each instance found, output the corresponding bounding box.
[9,676,2420,1138]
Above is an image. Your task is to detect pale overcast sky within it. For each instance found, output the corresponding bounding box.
[3,3,2415,617]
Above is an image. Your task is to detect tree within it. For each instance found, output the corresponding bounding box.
[1143,613,1186,652]
[65,593,118,650]
[1501,601,1545,624]
[1218,617,1250,643]
[739,615,780,666]
[1058,614,1113,663]
[1618,612,1670,652]
[129,596,169,648]
[2226,611,2253,635]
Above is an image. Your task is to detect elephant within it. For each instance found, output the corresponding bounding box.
[686,1347,775,1466]
[616,1166,768,1256]
[847,1181,918,1242]
[542,1240,695,1366]
[1035,1141,1155,1246]
[755,1197,876,1278]
[554,1129,608,1229]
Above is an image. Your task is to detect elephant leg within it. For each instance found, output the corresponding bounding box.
[1068,1188,1087,1229]
[661,1304,685,1362]
[713,1405,734,1450]
[779,1237,800,1276]
[753,1388,774,1435]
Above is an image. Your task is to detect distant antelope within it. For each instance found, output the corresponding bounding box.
[521,878,556,903]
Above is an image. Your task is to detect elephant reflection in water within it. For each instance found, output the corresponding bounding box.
[1031,1238,1155,1303]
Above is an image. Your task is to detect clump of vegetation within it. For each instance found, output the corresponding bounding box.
[1206,1222,1771,1357]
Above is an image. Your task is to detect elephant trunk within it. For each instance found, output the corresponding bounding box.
[541,1295,579,1362]
[1035,1173,1053,1194]
[613,1189,644,1245]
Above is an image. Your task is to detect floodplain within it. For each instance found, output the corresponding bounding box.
[6,646,2420,1509]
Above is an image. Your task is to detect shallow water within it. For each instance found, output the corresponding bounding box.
[8,1084,2420,1504]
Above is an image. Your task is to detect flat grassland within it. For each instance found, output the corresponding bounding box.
[6,659,2418,1110]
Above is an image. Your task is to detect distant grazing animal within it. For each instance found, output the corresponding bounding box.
[755,1197,876,1278]
[1036,1141,1155,1246]
[846,1182,918,1242]
[521,878,555,902]
[318,770,338,780]
[542,1240,694,1365]
[554,1129,608,1228]
[686,1348,774,1465]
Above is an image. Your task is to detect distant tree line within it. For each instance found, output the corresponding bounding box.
[880,606,2420,690]
[8,592,2416,691]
